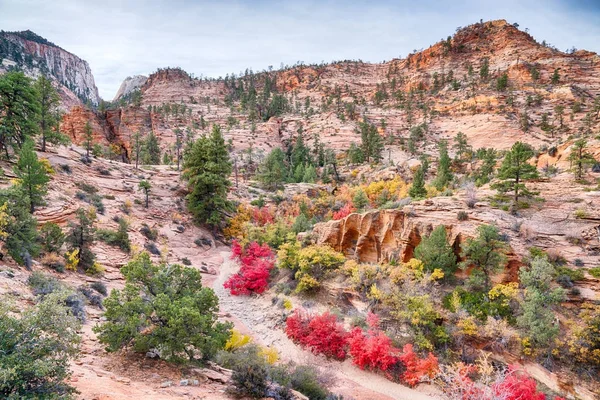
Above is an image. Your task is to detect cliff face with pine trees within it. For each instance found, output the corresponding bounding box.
[67,20,599,164]
[0,30,100,107]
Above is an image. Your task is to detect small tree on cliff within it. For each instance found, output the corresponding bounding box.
[492,142,538,210]
[138,180,151,208]
[568,139,596,180]
[183,125,232,227]
[142,131,161,165]
[131,130,143,170]
[83,122,93,159]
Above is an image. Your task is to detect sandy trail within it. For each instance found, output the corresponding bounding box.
[212,249,440,400]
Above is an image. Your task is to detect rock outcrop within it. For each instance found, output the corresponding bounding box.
[113,75,147,101]
[312,208,461,264]
[0,30,100,107]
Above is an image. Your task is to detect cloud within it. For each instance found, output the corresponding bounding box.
[1,0,598,99]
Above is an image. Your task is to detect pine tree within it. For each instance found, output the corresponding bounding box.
[568,139,596,180]
[479,58,489,80]
[13,139,49,213]
[352,188,369,211]
[434,140,452,190]
[174,128,183,171]
[143,131,161,165]
[303,164,317,183]
[409,165,427,199]
[139,180,151,208]
[359,120,383,163]
[183,125,232,226]
[66,207,96,272]
[459,224,507,291]
[0,71,40,158]
[258,148,288,190]
[132,130,143,169]
[34,75,67,152]
[551,68,560,84]
[83,122,93,159]
[0,187,40,265]
[517,257,566,348]
[348,142,364,164]
[291,131,310,169]
[414,225,457,276]
[453,132,471,162]
[492,142,538,210]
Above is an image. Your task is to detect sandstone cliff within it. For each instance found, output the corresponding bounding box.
[0,30,100,107]
[113,74,147,101]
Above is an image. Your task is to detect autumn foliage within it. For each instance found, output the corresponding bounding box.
[332,203,355,220]
[285,310,439,386]
[493,366,564,400]
[285,310,348,360]
[224,240,275,295]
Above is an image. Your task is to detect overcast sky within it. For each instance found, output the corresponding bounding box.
[1,0,599,100]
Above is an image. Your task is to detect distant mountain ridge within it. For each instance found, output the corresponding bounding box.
[0,29,100,107]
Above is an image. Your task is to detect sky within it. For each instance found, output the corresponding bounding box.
[1,0,599,100]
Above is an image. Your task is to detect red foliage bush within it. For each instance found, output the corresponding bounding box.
[252,207,275,226]
[332,203,355,220]
[347,327,400,373]
[224,241,274,295]
[397,344,439,386]
[493,365,563,400]
[285,310,348,360]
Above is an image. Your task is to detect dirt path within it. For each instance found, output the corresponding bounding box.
[213,250,441,400]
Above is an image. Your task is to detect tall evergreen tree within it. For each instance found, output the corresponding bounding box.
[258,148,288,190]
[13,139,49,213]
[291,131,310,169]
[414,225,457,276]
[183,125,232,226]
[409,165,427,199]
[143,131,161,165]
[83,122,93,159]
[568,139,596,180]
[34,75,67,152]
[459,224,507,292]
[359,120,383,163]
[66,207,96,272]
[0,71,40,158]
[434,140,452,190]
[492,142,538,209]
[131,130,143,169]
[0,187,40,265]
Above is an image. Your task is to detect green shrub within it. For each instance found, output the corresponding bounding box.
[140,223,158,241]
[90,281,108,296]
[589,267,600,279]
[94,252,232,363]
[39,222,65,254]
[0,291,81,398]
[181,257,192,266]
[96,219,130,252]
[229,361,269,398]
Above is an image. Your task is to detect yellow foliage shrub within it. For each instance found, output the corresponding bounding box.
[86,261,104,276]
[457,316,479,336]
[259,346,279,365]
[65,249,79,271]
[225,329,252,351]
[283,298,293,310]
[363,177,409,203]
[489,282,519,306]
[39,158,55,174]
